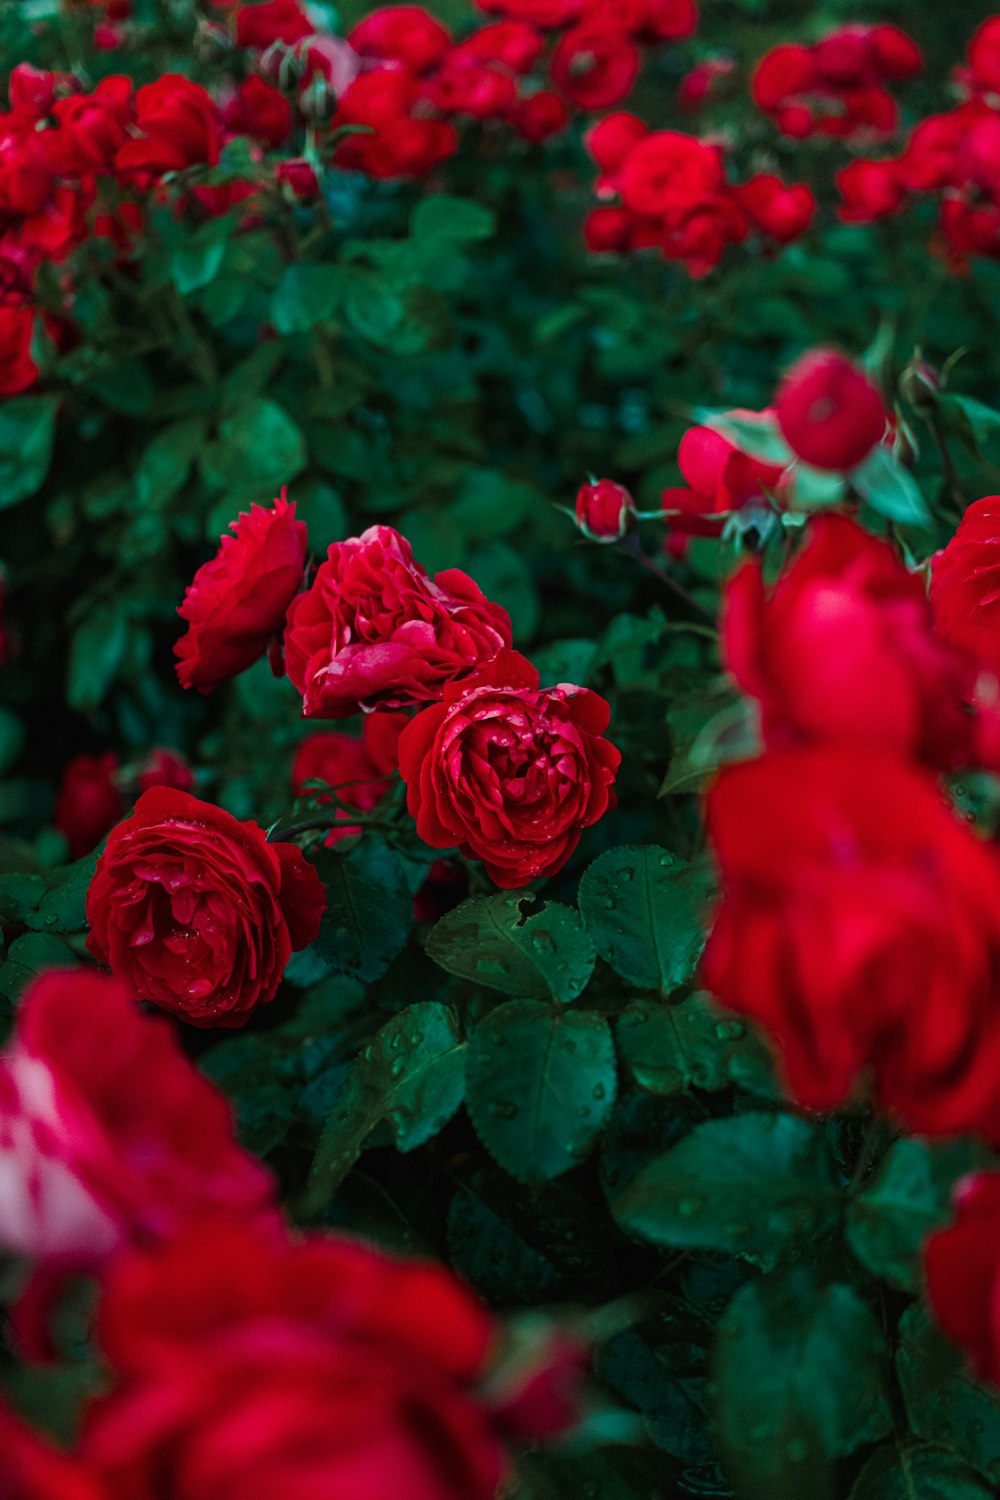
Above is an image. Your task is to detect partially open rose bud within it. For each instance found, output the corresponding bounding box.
[575,478,636,543]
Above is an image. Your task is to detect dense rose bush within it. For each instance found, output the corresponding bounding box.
[5,3,1000,1497]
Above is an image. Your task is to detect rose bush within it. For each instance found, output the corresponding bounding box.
[5,2,1000,1499]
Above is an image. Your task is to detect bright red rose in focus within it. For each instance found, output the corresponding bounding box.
[284,524,512,717]
[931,497,1000,679]
[703,746,1000,1139]
[399,649,620,888]
[775,348,887,471]
[175,489,307,693]
[54,752,124,859]
[724,514,1000,771]
[0,1401,106,1500]
[0,970,273,1266]
[575,478,636,542]
[925,1172,1000,1386]
[79,1219,561,1500]
[85,788,326,1027]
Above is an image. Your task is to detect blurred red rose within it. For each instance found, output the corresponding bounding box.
[137,748,194,794]
[836,158,905,222]
[399,649,620,888]
[115,75,223,177]
[85,788,326,1027]
[348,5,452,72]
[925,1172,1000,1385]
[724,514,1000,770]
[175,489,307,693]
[284,525,511,717]
[54,752,123,859]
[223,75,291,147]
[235,0,313,47]
[775,348,886,471]
[735,173,816,243]
[660,411,790,538]
[509,90,569,142]
[575,478,636,542]
[931,497,1000,679]
[703,746,1000,1138]
[80,1220,529,1500]
[0,1401,106,1500]
[292,712,406,842]
[551,22,640,111]
[332,70,458,178]
[0,970,273,1266]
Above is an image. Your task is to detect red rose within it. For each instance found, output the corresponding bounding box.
[85,788,326,1027]
[54,752,124,859]
[585,111,648,183]
[0,300,38,396]
[551,22,640,111]
[284,525,511,717]
[931,498,1000,678]
[660,411,790,538]
[735,173,815,243]
[509,90,569,142]
[399,650,620,888]
[575,478,636,542]
[348,6,452,72]
[292,712,405,842]
[925,1172,1000,1385]
[137,748,194,794]
[235,0,313,47]
[0,970,273,1265]
[277,157,320,197]
[223,75,291,148]
[583,204,632,252]
[703,746,1000,1138]
[619,130,724,219]
[0,1402,106,1500]
[175,490,307,693]
[81,1221,512,1500]
[332,72,458,179]
[460,21,544,72]
[969,17,1000,95]
[724,514,1000,771]
[115,75,222,177]
[775,348,886,471]
[427,55,518,119]
[677,56,735,112]
[836,158,904,222]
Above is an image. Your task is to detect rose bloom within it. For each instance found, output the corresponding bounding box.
[79,1219,542,1500]
[0,1401,106,1500]
[137,748,194,795]
[55,752,124,858]
[284,525,511,717]
[348,5,452,72]
[0,300,38,396]
[222,76,291,148]
[775,348,887,471]
[836,158,905,223]
[235,0,313,47]
[703,745,1000,1138]
[660,411,790,539]
[724,514,1000,771]
[399,649,620,888]
[575,478,636,542]
[175,490,307,693]
[292,712,406,842]
[115,75,223,177]
[925,1172,1000,1385]
[0,970,273,1268]
[931,497,1000,679]
[585,111,648,195]
[550,22,640,112]
[509,90,569,143]
[85,788,326,1027]
[735,173,816,244]
[619,130,725,219]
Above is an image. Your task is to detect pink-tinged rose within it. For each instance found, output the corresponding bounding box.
[284,525,512,717]
[399,650,620,888]
[175,489,307,693]
[85,788,326,1027]
[0,970,273,1266]
[54,752,123,859]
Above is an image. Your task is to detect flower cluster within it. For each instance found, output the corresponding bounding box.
[583,114,816,276]
[0,970,577,1495]
[751,24,922,140]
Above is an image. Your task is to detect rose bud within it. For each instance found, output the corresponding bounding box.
[899,357,941,412]
[775,348,887,471]
[54,752,123,859]
[575,478,636,543]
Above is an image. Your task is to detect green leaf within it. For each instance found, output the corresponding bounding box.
[610,1112,839,1263]
[938,393,1000,456]
[0,933,74,1006]
[67,608,128,713]
[272,264,348,335]
[578,846,712,994]
[0,707,24,776]
[0,396,57,508]
[897,1303,1000,1483]
[849,1443,994,1500]
[313,837,412,984]
[411,195,496,244]
[617,994,776,1097]
[426,893,595,1004]
[466,1001,617,1184]
[172,236,226,295]
[847,1137,990,1291]
[694,408,793,467]
[713,1270,892,1500]
[135,417,207,509]
[852,443,930,527]
[200,398,307,494]
[309,1002,466,1200]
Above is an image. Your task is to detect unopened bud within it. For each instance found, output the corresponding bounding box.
[300,74,335,125]
[575,479,636,544]
[900,358,941,412]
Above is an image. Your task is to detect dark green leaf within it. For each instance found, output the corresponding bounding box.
[847,1137,991,1291]
[0,933,74,1005]
[67,609,128,713]
[853,444,930,527]
[897,1303,1000,1483]
[578,846,712,993]
[272,264,348,335]
[411,195,496,244]
[426,893,595,1004]
[610,1112,839,1263]
[309,1002,466,1200]
[172,236,226,295]
[200,398,306,494]
[616,993,777,1097]
[849,1443,993,1500]
[938,393,1000,456]
[135,417,207,509]
[713,1270,892,1500]
[313,837,412,983]
[0,396,57,508]
[466,1001,617,1184]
